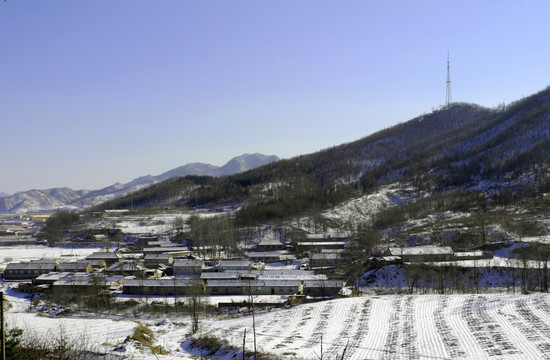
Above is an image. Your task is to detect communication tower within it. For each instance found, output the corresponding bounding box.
[445,51,452,107]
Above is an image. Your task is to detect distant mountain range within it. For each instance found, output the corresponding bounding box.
[0,153,279,214]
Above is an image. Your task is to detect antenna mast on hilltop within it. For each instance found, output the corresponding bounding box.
[445,51,452,107]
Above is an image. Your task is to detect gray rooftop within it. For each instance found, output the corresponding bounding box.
[5,262,56,270]
[173,259,203,267]
[218,260,251,267]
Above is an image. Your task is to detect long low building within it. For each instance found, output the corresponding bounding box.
[122,278,202,296]
[385,246,454,262]
[200,269,325,282]
[297,241,347,251]
[2,261,56,281]
[302,280,345,298]
[206,279,302,296]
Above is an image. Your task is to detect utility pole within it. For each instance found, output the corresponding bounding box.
[1,292,5,360]
[246,280,257,358]
[242,329,246,360]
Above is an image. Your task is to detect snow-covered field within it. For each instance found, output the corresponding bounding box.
[202,294,550,359]
[4,282,550,359]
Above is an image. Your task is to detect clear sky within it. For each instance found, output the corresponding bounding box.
[1,1,549,195]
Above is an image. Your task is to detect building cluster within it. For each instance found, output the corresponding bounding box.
[0,214,46,245]
[2,233,347,301]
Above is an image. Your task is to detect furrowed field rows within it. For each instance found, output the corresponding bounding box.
[204,294,550,359]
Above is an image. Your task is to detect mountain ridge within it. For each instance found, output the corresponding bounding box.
[0,153,279,214]
[94,86,550,223]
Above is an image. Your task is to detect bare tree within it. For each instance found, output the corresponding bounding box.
[185,281,203,334]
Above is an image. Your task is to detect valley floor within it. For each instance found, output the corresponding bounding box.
[3,245,550,359]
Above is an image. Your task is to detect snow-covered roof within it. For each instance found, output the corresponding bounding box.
[310,253,342,260]
[454,251,485,257]
[218,260,251,267]
[205,279,300,287]
[123,278,200,287]
[200,272,240,280]
[35,272,72,282]
[302,279,344,288]
[5,262,56,270]
[257,239,285,245]
[248,251,281,257]
[387,246,454,256]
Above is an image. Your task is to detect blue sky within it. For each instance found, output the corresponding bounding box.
[1,1,549,194]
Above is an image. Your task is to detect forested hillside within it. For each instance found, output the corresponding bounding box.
[95,86,550,228]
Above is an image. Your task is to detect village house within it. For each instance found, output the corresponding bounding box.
[50,273,123,294]
[56,261,93,273]
[77,258,106,269]
[34,272,71,286]
[135,235,159,249]
[104,260,145,277]
[248,251,282,263]
[2,261,57,281]
[50,273,98,293]
[254,238,287,251]
[245,279,301,296]
[0,235,38,246]
[297,241,347,253]
[173,259,203,276]
[144,253,174,268]
[85,252,120,266]
[302,279,345,298]
[309,252,344,269]
[205,280,245,295]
